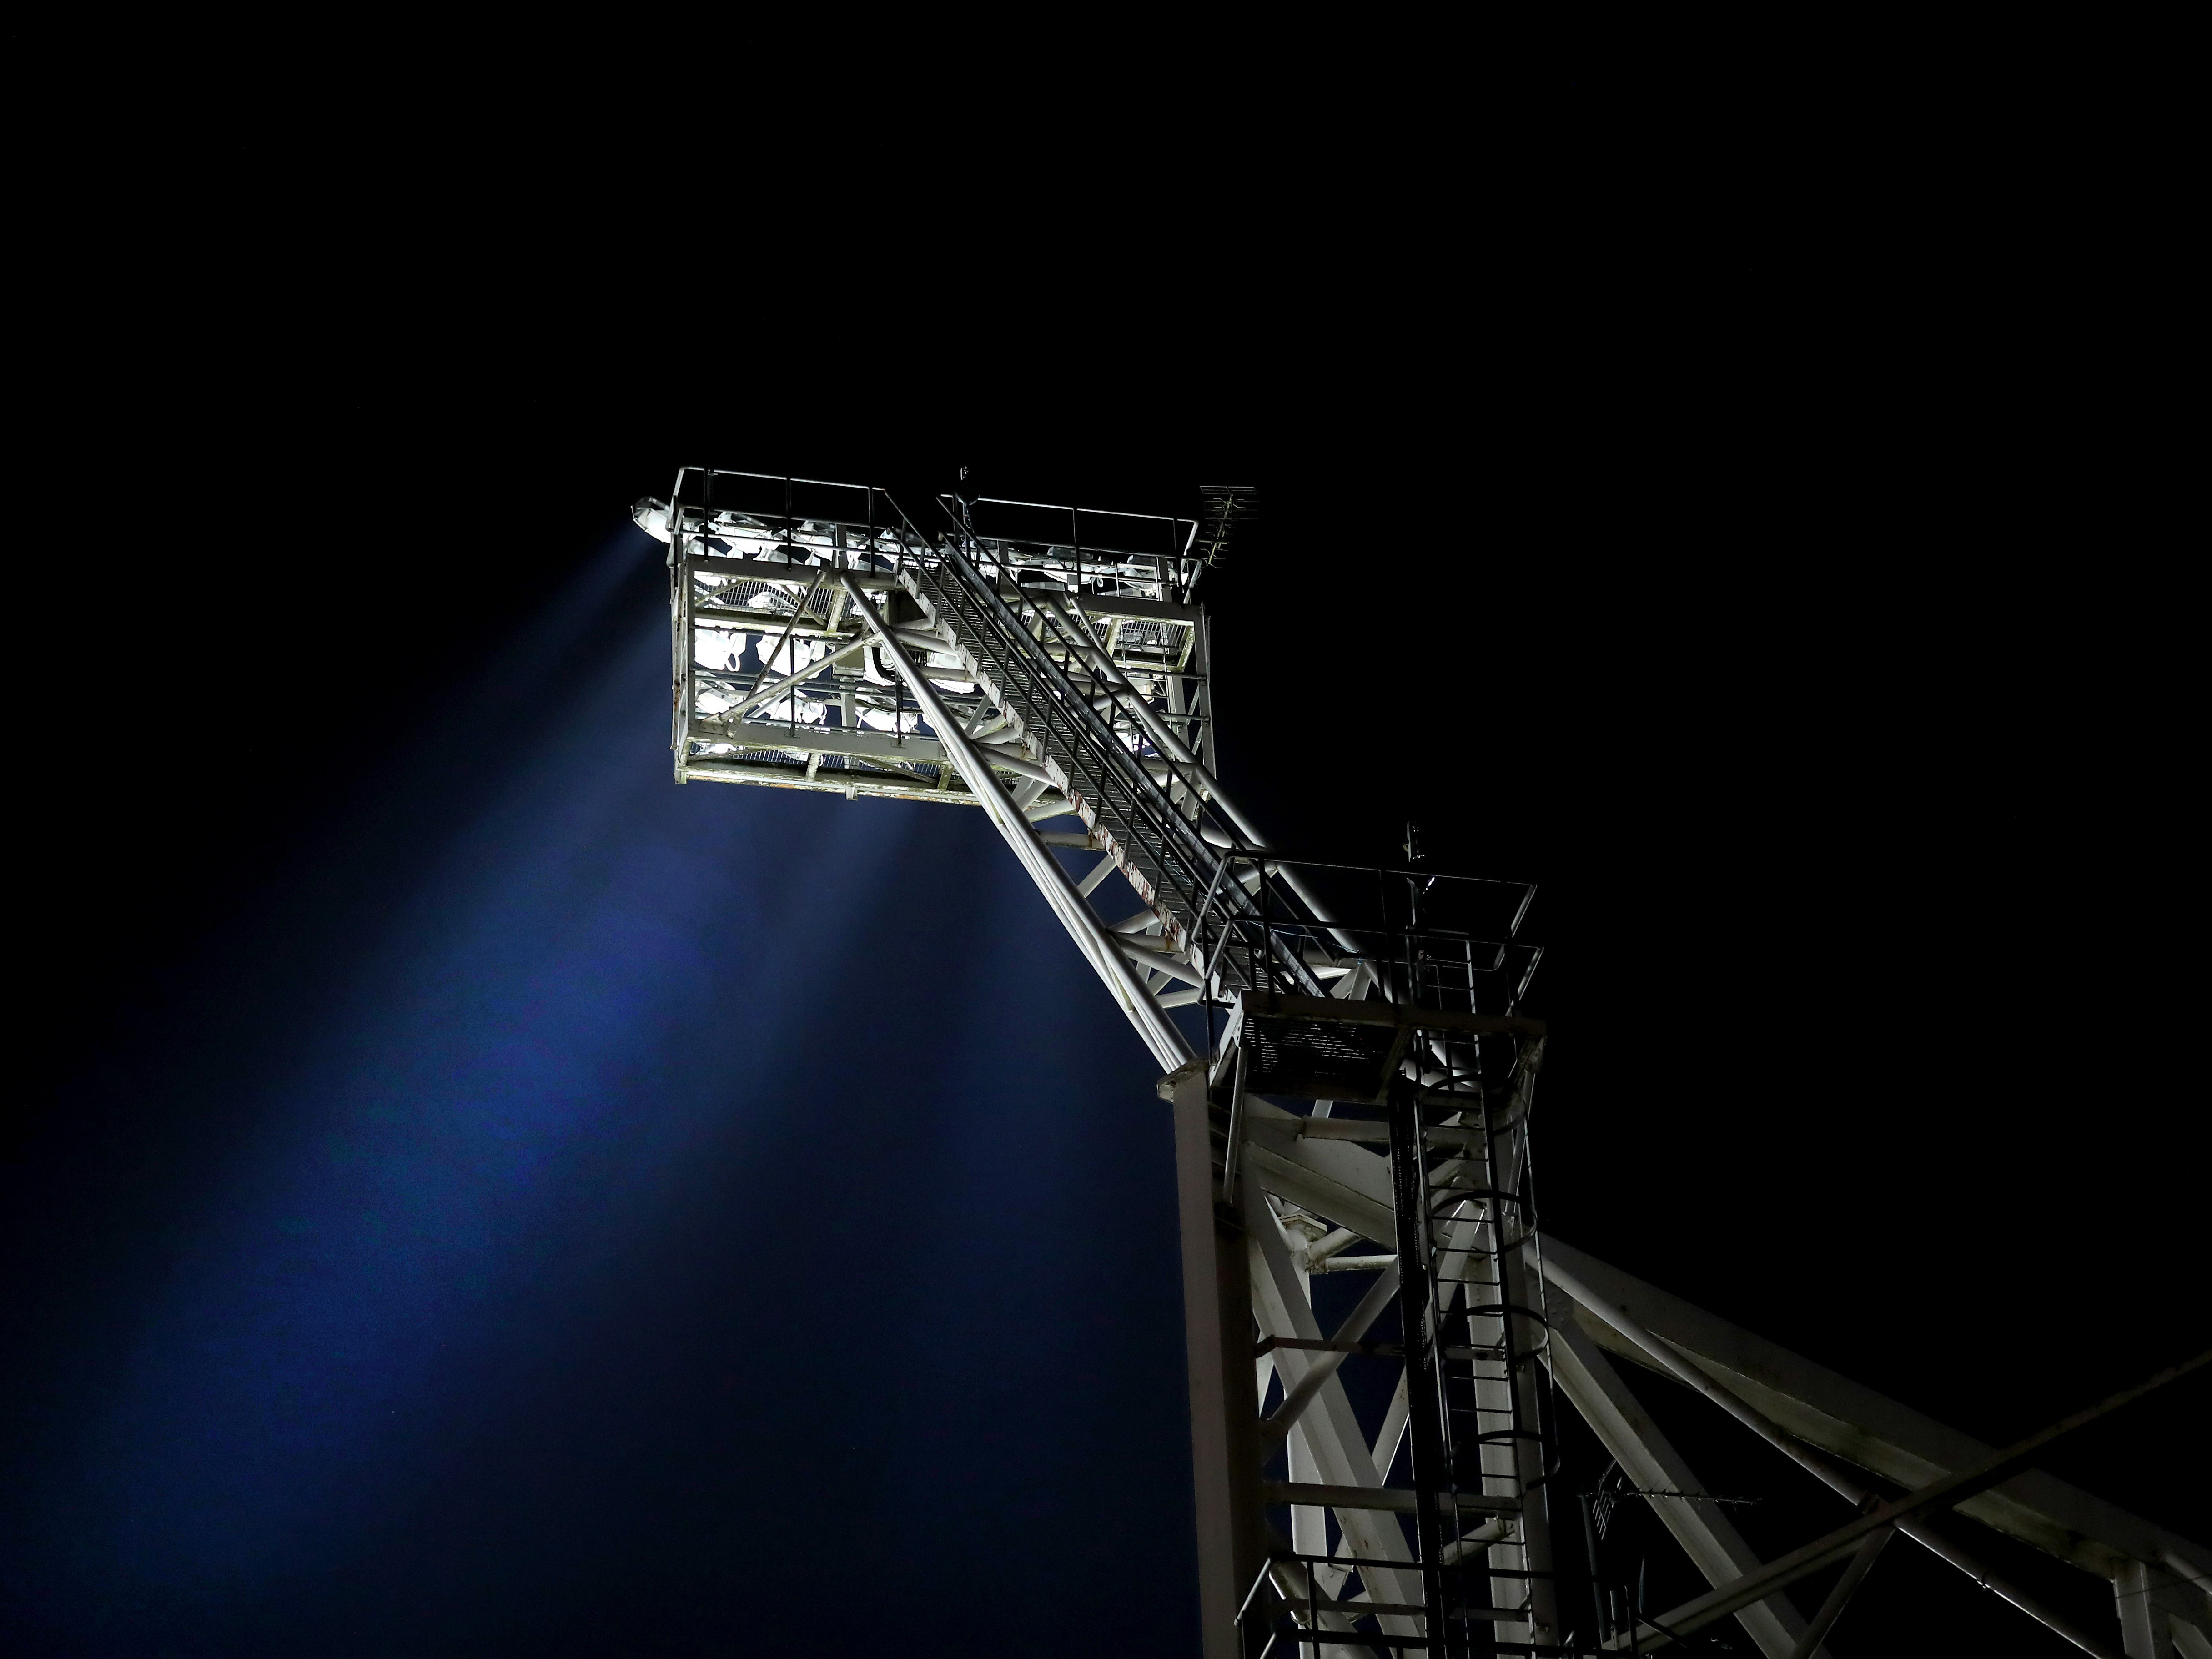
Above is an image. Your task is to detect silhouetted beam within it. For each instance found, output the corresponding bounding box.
[1597,1345,2208,1654]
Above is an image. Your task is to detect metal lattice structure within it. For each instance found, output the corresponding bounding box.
[635,471,2210,1659]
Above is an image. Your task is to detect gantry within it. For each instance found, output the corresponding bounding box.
[634,470,2209,1658]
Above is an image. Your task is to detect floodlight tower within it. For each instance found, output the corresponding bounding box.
[634,472,2210,1659]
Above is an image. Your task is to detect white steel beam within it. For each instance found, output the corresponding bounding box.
[1262,1559,1372,1659]
[654,481,2194,1659]
[2116,1559,2160,1659]
[1262,1259,1402,1445]
[1237,1098,1396,1247]
[970,741,1054,787]
[1119,940,1205,987]
[1245,1176,1423,1637]
[686,552,900,589]
[2157,1550,2212,1657]
[1163,1060,1262,1659]
[1787,1525,1892,1659]
[1543,1303,1825,1659]
[1536,1237,2212,1591]
[1035,593,1364,956]
[689,609,853,640]
[1371,1373,1408,1483]
[841,576,1191,1072]
[692,723,947,769]
[1554,1257,2202,1659]
[683,757,958,804]
[705,629,880,724]
[1150,1122,2200,1656]
[1074,853,1121,898]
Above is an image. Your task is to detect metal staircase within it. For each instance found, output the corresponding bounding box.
[639,469,2212,1659]
[897,541,1326,1010]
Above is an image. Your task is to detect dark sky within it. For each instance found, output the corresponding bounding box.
[6,329,2201,1657]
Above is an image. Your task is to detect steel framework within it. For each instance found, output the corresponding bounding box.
[634,470,2210,1658]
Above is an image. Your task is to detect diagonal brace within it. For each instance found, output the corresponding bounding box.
[1787,1525,1893,1659]
[1609,1346,2209,1652]
[1261,1258,1402,1447]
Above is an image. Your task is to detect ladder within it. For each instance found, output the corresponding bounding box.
[645,468,2211,1659]
[652,472,1558,1656]
[898,541,1326,1019]
[886,538,1559,1655]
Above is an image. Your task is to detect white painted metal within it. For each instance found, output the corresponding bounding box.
[1550,1252,2136,1657]
[1247,1182,1424,1642]
[1537,1238,2212,1594]
[1261,1260,1402,1446]
[1543,1302,1826,1659]
[838,576,1189,1074]
[1788,1527,1892,1659]
[2116,1560,2162,1658]
[649,470,2202,1658]
[1165,1059,1256,1659]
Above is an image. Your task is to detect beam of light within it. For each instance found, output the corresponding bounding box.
[14,526,1203,1653]
[23,530,921,1615]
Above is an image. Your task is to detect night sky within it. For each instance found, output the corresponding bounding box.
[7,353,2202,1657]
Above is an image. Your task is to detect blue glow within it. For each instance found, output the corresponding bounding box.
[14,534,1194,1651]
[70,545,855,1577]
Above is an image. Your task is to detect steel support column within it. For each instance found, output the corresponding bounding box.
[1164,1059,1262,1659]
[2116,1559,2160,1659]
[643,474,2205,1659]
[1541,1306,1825,1659]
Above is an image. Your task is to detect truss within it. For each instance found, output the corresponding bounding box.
[637,471,2210,1658]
